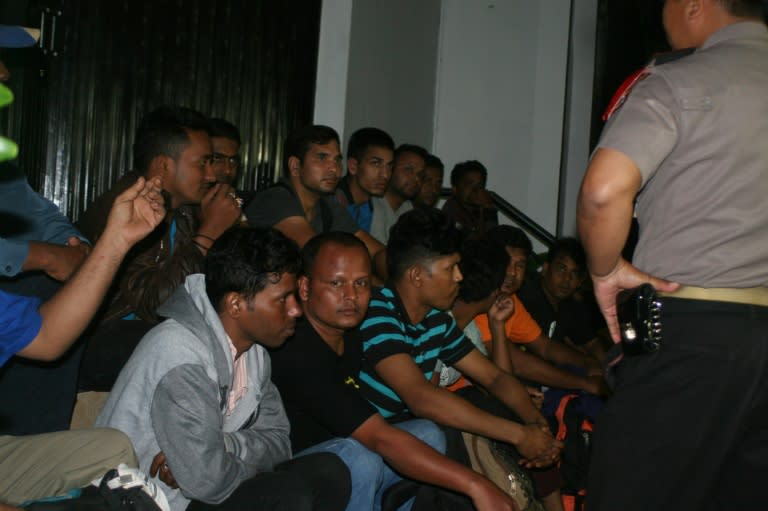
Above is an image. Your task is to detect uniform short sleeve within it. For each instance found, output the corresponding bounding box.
[597,72,679,185]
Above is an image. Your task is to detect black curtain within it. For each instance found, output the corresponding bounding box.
[1,0,320,219]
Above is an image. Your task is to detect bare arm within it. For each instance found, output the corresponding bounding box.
[17,177,165,361]
[453,349,545,427]
[526,334,602,376]
[353,414,516,511]
[22,238,90,281]
[488,296,515,373]
[507,345,607,396]
[375,352,559,465]
[577,148,678,341]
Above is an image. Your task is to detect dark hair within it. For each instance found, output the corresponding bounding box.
[546,237,586,270]
[458,240,510,303]
[301,231,369,277]
[387,208,462,280]
[209,118,241,145]
[716,0,764,17]
[205,227,300,311]
[394,144,429,165]
[283,125,340,175]
[346,127,395,162]
[486,225,532,257]
[450,160,487,187]
[424,154,444,173]
[133,106,210,174]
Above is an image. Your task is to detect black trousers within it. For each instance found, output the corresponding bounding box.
[187,452,350,511]
[588,298,768,511]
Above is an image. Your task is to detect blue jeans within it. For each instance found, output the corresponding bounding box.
[297,418,445,511]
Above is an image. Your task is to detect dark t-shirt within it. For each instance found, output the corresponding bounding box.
[244,180,359,234]
[517,278,596,346]
[269,318,376,452]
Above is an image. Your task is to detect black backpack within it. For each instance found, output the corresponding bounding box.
[24,468,164,511]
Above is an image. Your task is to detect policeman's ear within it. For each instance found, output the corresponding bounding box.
[297,275,310,302]
[287,156,302,177]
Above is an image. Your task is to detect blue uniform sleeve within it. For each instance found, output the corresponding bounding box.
[0,175,89,277]
[0,290,42,366]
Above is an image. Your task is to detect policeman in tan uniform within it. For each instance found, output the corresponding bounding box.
[578,1,768,510]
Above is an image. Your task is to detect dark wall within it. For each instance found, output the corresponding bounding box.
[0,0,321,218]
[591,0,768,149]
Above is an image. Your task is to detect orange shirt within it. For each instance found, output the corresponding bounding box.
[444,296,541,393]
[474,294,541,345]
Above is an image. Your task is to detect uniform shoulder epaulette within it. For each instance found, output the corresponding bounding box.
[602,47,695,121]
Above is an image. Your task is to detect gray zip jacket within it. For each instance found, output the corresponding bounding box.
[96,274,291,511]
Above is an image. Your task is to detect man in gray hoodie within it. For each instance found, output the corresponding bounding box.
[97,228,350,511]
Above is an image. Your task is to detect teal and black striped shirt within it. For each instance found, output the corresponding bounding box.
[355,286,474,418]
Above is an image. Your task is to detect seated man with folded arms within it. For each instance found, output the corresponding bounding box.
[245,125,387,279]
[0,176,165,509]
[334,127,395,233]
[76,106,242,391]
[96,228,350,511]
[473,226,607,397]
[354,209,562,476]
[270,232,516,511]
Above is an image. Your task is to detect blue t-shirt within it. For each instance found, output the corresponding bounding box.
[355,286,474,418]
[0,290,42,366]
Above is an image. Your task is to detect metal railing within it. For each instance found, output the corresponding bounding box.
[440,188,556,248]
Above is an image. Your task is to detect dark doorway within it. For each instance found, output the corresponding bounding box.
[0,0,321,219]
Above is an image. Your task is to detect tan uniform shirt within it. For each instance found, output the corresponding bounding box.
[598,21,768,288]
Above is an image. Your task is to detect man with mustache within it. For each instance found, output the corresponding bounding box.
[355,209,562,472]
[97,228,350,511]
[369,144,428,244]
[270,232,516,511]
[76,106,242,391]
[334,127,395,233]
[245,125,388,279]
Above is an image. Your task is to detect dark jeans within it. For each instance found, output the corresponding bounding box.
[78,318,154,391]
[186,452,350,511]
[588,298,768,511]
[0,273,82,434]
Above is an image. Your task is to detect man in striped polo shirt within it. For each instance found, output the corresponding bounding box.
[354,208,562,470]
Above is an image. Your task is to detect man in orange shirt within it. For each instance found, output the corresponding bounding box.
[473,226,607,397]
